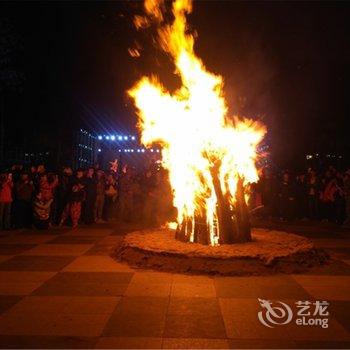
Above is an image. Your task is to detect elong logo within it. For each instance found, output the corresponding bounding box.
[258,299,329,329]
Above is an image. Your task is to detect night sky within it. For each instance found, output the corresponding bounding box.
[1,1,350,168]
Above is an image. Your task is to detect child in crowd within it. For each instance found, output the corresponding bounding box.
[33,192,53,229]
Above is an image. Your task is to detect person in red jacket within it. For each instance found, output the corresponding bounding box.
[0,172,13,230]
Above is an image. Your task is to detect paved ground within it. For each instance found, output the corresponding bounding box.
[0,222,349,349]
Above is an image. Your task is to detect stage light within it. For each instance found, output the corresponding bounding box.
[141,149,145,153]
[98,148,101,152]
[111,135,116,141]
[118,136,123,141]
[106,136,110,140]
[98,135,102,140]
[124,136,128,140]
[131,136,136,140]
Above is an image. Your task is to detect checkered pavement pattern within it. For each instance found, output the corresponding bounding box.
[0,223,350,349]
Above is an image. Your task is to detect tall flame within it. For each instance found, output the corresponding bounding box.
[129,0,266,245]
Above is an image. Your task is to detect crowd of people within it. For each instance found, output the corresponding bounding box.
[1,162,350,231]
[254,166,350,225]
[0,162,173,231]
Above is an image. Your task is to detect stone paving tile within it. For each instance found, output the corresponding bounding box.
[162,337,230,349]
[165,297,226,339]
[21,244,93,256]
[228,339,298,349]
[84,244,114,256]
[125,282,172,297]
[48,235,103,245]
[0,310,58,335]
[0,296,23,314]
[329,300,350,332]
[3,295,118,315]
[172,274,214,284]
[0,282,44,296]
[7,296,72,314]
[0,335,98,349]
[0,234,58,245]
[292,275,350,301]
[32,272,132,297]
[62,228,114,237]
[0,255,13,263]
[48,313,111,337]
[62,255,133,272]
[219,298,291,340]
[0,255,76,271]
[95,337,162,349]
[214,275,311,299]
[130,271,174,284]
[0,271,56,283]
[0,244,36,255]
[293,340,350,349]
[103,296,169,337]
[171,282,216,298]
[61,297,120,314]
[219,298,350,342]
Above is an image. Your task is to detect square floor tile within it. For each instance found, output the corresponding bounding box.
[0,282,43,295]
[214,275,311,299]
[62,256,133,272]
[8,296,72,314]
[103,296,168,337]
[0,296,23,314]
[22,244,93,256]
[48,313,111,337]
[32,272,132,296]
[125,282,171,297]
[292,275,350,300]
[0,271,56,283]
[62,296,120,314]
[163,338,229,349]
[0,255,76,271]
[0,311,58,335]
[0,244,36,255]
[0,235,57,245]
[171,282,216,298]
[165,297,226,339]
[95,336,162,349]
[48,236,102,245]
[0,335,97,349]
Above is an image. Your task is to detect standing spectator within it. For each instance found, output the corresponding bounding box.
[56,167,73,225]
[343,169,350,226]
[14,173,34,228]
[60,170,85,228]
[83,168,97,224]
[0,173,13,230]
[306,170,319,220]
[104,173,118,221]
[295,173,307,219]
[277,172,296,221]
[33,192,52,229]
[95,170,106,223]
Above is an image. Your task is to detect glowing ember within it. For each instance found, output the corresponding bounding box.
[128,0,266,245]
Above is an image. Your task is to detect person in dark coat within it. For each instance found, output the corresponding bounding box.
[83,168,97,224]
[14,173,34,228]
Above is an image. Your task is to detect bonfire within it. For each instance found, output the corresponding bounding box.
[128,0,266,246]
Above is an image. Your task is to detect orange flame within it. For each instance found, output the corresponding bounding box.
[129,0,266,245]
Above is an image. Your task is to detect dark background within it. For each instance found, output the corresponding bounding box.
[1,1,350,170]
